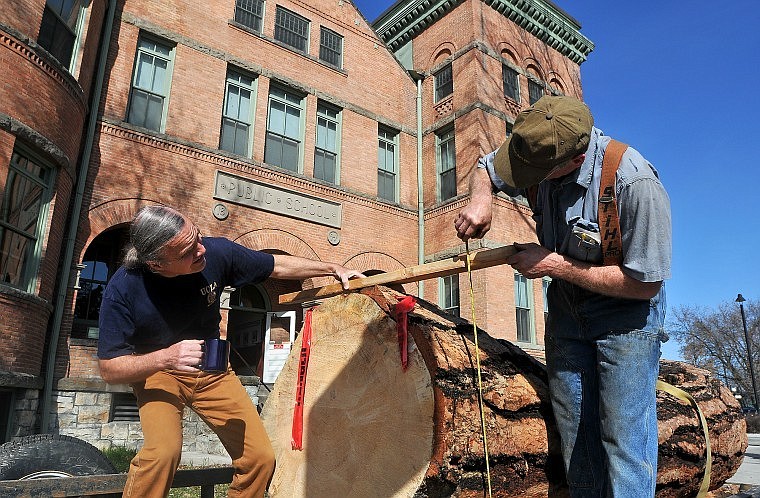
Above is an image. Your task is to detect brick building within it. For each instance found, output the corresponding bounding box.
[0,0,592,451]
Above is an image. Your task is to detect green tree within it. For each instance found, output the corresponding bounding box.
[669,297,759,408]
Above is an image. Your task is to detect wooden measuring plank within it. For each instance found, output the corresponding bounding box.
[279,245,518,305]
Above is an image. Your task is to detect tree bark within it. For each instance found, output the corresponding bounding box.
[261,287,747,497]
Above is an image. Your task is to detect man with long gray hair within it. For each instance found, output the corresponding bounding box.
[97,205,364,498]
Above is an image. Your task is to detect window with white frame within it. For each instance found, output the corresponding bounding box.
[437,127,456,201]
[440,275,460,317]
[127,36,174,132]
[220,69,256,157]
[319,27,343,69]
[274,6,309,53]
[234,0,264,33]
[38,0,87,70]
[542,277,551,324]
[502,64,520,102]
[514,272,534,343]
[377,126,398,202]
[528,79,544,104]
[434,63,453,102]
[0,147,53,291]
[314,102,340,184]
[265,85,304,172]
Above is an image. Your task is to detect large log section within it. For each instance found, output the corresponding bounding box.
[261,287,747,497]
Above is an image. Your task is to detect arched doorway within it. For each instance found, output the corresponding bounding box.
[227,284,298,384]
[227,285,269,377]
[72,227,128,339]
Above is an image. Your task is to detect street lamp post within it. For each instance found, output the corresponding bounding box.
[736,293,759,411]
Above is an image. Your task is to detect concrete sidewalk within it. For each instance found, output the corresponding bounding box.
[180,450,231,467]
[728,433,760,487]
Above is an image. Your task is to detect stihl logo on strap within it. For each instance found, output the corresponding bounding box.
[598,140,628,266]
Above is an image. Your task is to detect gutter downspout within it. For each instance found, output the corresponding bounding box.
[409,71,425,298]
[41,0,117,432]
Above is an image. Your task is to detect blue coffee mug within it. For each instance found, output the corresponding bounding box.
[201,338,230,373]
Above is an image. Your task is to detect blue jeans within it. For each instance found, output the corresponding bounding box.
[545,280,666,497]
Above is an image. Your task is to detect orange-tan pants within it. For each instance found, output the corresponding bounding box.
[124,368,275,498]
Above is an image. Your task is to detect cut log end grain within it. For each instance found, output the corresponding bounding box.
[261,292,435,497]
[261,287,747,497]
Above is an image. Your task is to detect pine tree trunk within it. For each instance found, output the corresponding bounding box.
[261,287,747,497]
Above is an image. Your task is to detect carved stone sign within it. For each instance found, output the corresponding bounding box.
[214,171,342,228]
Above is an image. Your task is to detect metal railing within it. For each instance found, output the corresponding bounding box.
[0,466,234,497]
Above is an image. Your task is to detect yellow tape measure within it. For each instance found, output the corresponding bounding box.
[465,241,493,498]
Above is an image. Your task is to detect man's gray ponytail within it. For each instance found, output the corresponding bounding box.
[122,206,186,270]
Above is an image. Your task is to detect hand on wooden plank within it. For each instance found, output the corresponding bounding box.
[279,245,518,305]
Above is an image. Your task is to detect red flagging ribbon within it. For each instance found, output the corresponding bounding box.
[394,296,416,371]
[291,307,314,450]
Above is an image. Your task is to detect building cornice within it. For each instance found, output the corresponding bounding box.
[0,23,86,111]
[97,119,419,218]
[372,0,594,64]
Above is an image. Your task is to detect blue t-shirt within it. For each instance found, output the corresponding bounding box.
[97,237,274,359]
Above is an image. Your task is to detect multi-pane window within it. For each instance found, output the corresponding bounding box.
[274,6,309,53]
[377,126,398,202]
[514,273,534,343]
[38,0,86,69]
[127,36,174,132]
[314,103,340,184]
[437,127,456,201]
[220,69,256,157]
[434,63,453,102]
[0,148,53,292]
[528,79,544,104]
[234,0,264,33]
[319,27,343,69]
[440,275,460,317]
[542,277,551,324]
[502,64,520,102]
[265,85,303,172]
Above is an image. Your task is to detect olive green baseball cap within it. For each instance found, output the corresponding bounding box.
[494,95,593,188]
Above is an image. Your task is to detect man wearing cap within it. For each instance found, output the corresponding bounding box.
[455,95,671,497]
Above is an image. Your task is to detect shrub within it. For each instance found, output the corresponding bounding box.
[102,445,137,473]
[745,414,760,434]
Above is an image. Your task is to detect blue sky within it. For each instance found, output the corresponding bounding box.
[354,0,760,360]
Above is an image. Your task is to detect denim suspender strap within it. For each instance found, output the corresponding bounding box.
[599,139,628,266]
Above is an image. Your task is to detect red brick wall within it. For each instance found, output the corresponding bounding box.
[0,32,86,162]
[0,290,52,376]
[0,0,46,41]
[408,0,584,349]
[67,341,101,379]
[63,0,424,379]
[0,2,105,379]
[59,0,589,378]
